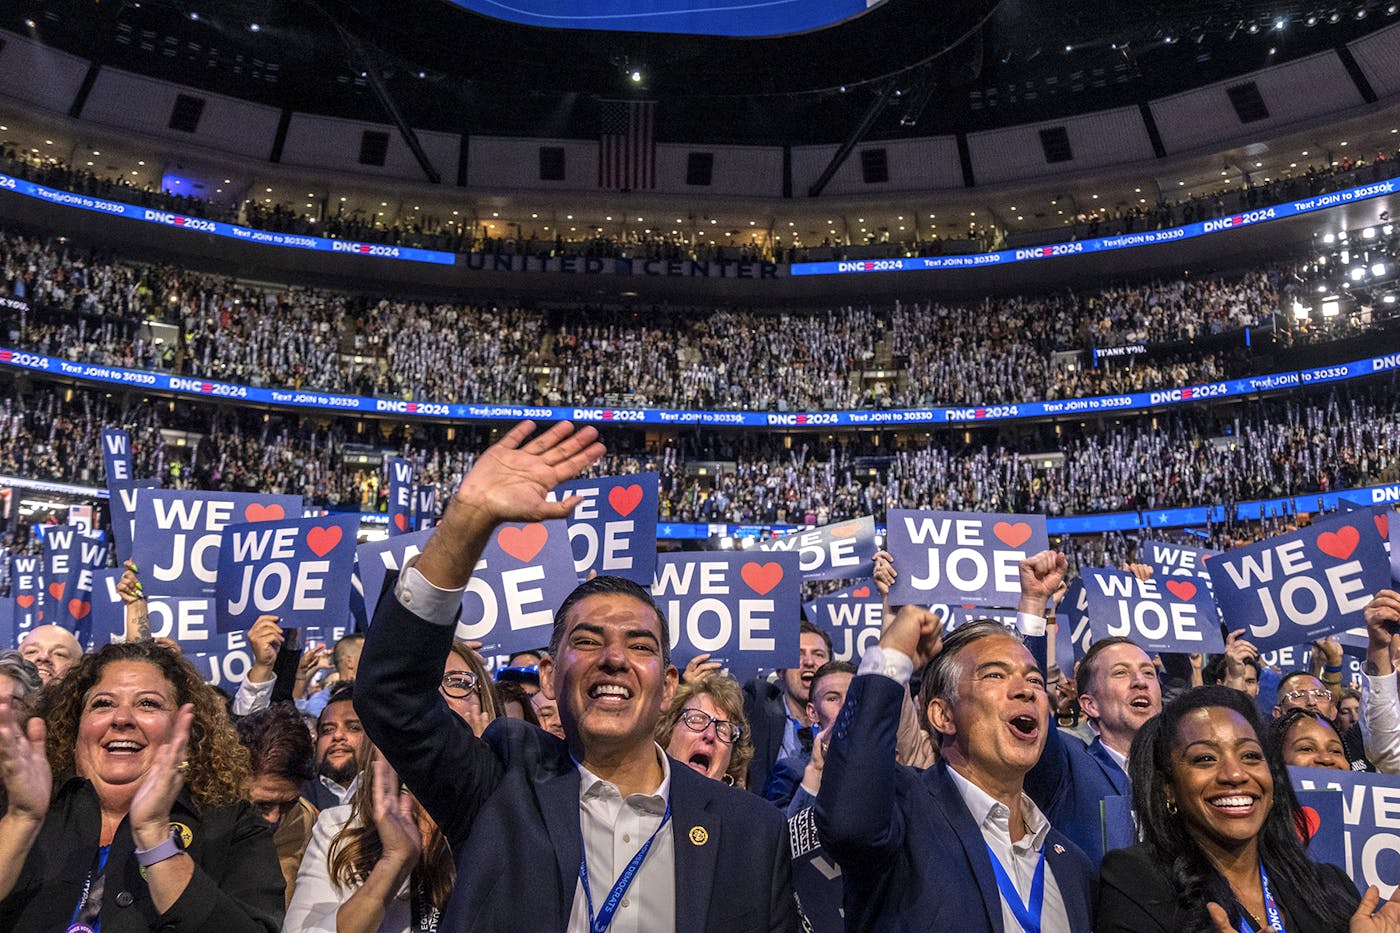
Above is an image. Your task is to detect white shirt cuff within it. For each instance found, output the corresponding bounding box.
[1016,611,1047,637]
[395,564,465,626]
[858,645,915,685]
[1366,669,1399,701]
[232,675,275,716]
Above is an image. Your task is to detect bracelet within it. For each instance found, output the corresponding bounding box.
[1324,663,1343,673]
[134,835,183,868]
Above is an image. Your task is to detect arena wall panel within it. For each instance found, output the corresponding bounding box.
[966,107,1154,185]
[280,114,459,183]
[0,30,93,112]
[1348,22,1400,99]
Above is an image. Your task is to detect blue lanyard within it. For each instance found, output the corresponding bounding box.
[984,843,1046,933]
[579,800,671,933]
[1239,862,1286,933]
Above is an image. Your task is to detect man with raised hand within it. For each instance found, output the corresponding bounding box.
[1020,550,1162,866]
[816,603,1093,932]
[356,421,798,933]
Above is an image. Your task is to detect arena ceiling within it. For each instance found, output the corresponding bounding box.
[8,0,1399,145]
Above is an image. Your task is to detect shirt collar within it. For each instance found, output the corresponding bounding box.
[1095,736,1129,774]
[576,744,672,814]
[321,772,359,800]
[946,764,1051,851]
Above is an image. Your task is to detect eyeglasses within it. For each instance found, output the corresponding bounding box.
[678,708,742,744]
[1280,688,1332,705]
[440,670,480,698]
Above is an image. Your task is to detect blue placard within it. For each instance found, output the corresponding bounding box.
[756,515,877,582]
[1140,540,1219,593]
[550,472,659,585]
[804,582,884,663]
[0,598,13,650]
[357,521,577,657]
[415,484,437,531]
[43,525,106,636]
[1082,568,1225,655]
[1207,517,1390,653]
[143,596,256,687]
[787,807,844,933]
[1294,787,1349,881]
[1290,766,1400,894]
[1057,579,1092,663]
[651,550,801,680]
[88,568,128,649]
[101,428,133,486]
[108,478,160,566]
[10,555,42,634]
[132,490,304,599]
[214,514,360,633]
[387,458,415,536]
[885,510,1049,608]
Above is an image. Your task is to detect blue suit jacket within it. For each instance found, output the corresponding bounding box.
[1023,724,1131,866]
[815,675,1095,933]
[357,592,800,933]
[762,753,808,809]
[744,677,793,795]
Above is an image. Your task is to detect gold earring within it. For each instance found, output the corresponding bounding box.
[1165,799,1178,815]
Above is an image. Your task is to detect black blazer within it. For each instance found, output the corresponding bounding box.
[816,674,1096,933]
[1098,842,1360,933]
[0,776,284,932]
[1023,725,1131,866]
[743,677,793,795]
[357,589,801,933]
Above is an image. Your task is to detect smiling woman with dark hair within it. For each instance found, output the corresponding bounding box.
[1098,685,1398,933]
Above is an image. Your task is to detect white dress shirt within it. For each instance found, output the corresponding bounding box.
[1364,671,1400,774]
[283,805,414,933]
[946,767,1072,933]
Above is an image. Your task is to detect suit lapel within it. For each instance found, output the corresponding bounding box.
[670,763,719,933]
[537,765,584,929]
[1045,833,1091,931]
[1088,737,1131,795]
[923,763,1005,933]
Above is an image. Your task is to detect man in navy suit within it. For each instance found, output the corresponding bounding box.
[816,605,1095,933]
[1017,551,1161,865]
[355,421,799,933]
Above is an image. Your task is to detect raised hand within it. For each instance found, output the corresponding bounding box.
[452,421,605,526]
[873,550,897,599]
[246,616,284,682]
[682,652,722,683]
[1351,885,1400,933]
[1018,550,1067,615]
[0,697,50,823]
[370,755,422,869]
[880,604,944,670]
[130,704,193,849]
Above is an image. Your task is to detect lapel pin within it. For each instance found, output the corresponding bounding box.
[1053,844,1065,855]
[689,826,709,846]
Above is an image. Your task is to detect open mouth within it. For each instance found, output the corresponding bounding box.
[104,740,145,756]
[1009,715,1039,740]
[589,683,632,703]
[686,752,713,774]
[1129,696,1153,712]
[1207,794,1258,817]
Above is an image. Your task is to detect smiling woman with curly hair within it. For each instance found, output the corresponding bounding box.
[0,640,285,932]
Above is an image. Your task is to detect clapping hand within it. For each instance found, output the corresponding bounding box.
[130,704,194,849]
[0,697,49,824]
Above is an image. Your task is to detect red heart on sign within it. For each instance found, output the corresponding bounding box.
[830,522,862,538]
[741,562,784,596]
[245,503,285,522]
[993,521,1033,549]
[1317,525,1360,561]
[1378,513,1391,541]
[1165,580,1197,601]
[851,586,871,598]
[498,524,548,563]
[1300,805,1322,842]
[306,526,343,558]
[392,513,408,532]
[68,599,91,621]
[607,484,644,517]
[16,595,34,608]
[48,582,64,600]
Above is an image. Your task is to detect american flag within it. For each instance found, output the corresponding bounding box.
[598,100,656,191]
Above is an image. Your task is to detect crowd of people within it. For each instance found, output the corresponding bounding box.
[1,420,1398,933]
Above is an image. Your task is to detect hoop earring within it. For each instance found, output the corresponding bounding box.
[1165,799,1178,815]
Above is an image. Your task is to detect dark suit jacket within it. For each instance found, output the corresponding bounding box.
[358,590,800,933]
[1098,842,1359,933]
[815,674,1096,933]
[1023,724,1131,866]
[744,677,795,795]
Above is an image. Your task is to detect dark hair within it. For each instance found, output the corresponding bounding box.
[1074,636,1142,699]
[332,633,365,668]
[492,681,541,727]
[918,620,1022,746]
[1269,707,1345,761]
[318,682,356,726]
[807,660,857,705]
[549,576,671,667]
[800,620,833,657]
[1129,686,1357,930]
[237,701,316,783]
[1202,652,1259,686]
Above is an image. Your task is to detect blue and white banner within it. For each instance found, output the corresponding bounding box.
[386,458,415,536]
[214,515,360,633]
[1208,517,1391,653]
[1140,540,1218,593]
[133,490,304,599]
[108,479,160,565]
[756,515,876,582]
[804,583,883,663]
[88,568,129,649]
[1056,579,1092,663]
[1290,766,1400,895]
[357,522,577,657]
[651,550,801,680]
[415,484,437,531]
[1082,567,1225,655]
[885,510,1049,607]
[0,598,13,651]
[788,807,844,933]
[10,554,42,634]
[550,473,659,584]
[101,428,133,486]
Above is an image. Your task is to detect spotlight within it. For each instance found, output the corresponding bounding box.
[189,10,199,20]
[1373,262,1387,276]
[248,22,260,31]
[1247,21,1260,33]
[23,18,35,28]
[629,70,642,82]
[1306,14,1318,24]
